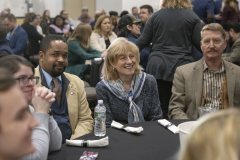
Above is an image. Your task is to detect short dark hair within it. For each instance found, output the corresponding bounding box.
[120,10,129,17]
[227,23,240,33]
[109,11,118,17]
[52,15,65,26]
[60,10,66,15]
[140,4,154,14]
[40,34,66,53]
[0,55,34,74]
[23,12,37,24]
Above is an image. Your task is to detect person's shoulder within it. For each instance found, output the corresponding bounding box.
[224,60,240,70]
[64,72,84,85]
[111,32,117,38]
[68,39,79,45]
[15,25,27,34]
[144,73,157,85]
[145,73,155,81]
[178,60,199,70]
[91,32,100,37]
[96,80,106,89]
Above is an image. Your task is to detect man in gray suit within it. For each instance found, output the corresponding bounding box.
[169,23,240,119]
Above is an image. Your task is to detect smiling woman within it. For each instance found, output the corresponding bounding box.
[96,38,162,126]
[0,68,38,160]
[0,55,62,160]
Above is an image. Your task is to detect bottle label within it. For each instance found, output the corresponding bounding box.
[95,112,106,119]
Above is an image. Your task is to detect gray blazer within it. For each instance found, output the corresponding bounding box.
[168,59,240,119]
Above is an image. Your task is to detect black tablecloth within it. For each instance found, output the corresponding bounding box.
[48,120,185,160]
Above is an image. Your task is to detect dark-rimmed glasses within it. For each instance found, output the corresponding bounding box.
[15,76,40,86]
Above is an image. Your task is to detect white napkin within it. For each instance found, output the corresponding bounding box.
[111,120,143,134]
[158,119,179,134]
[66,136,109,147]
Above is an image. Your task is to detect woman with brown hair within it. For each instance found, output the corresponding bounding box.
[66,23,101,80]
[221,0,240,25]
[90,15,117,53]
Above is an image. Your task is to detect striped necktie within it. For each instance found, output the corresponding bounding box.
[51,77,62,105]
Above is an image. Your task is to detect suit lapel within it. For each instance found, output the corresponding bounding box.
[65,75,78,131]
[35,67,77,131]
[224,61,235,106]
[193,60,204,107]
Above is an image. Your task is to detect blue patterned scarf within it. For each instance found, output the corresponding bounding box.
[103,72,146,123]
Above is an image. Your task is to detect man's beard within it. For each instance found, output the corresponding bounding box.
[51,64,66,77]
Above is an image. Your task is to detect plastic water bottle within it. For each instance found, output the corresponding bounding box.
[94,100,106,137]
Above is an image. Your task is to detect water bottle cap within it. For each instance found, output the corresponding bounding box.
[98,100,103,104]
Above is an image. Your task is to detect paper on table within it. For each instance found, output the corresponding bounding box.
[158,119,179,134]
[124,126,143,133]
[111,120,144,133]
[66,136,109,147]
[111,120,124,129]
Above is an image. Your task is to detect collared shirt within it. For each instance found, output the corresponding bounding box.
[202,61,226,109]
[40,68,62,88]
[40,67,71,143]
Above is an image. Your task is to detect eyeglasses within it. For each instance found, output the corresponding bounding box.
[15,76,40,86]
[201,38,224,46]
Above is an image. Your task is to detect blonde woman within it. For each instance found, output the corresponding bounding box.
[96,38,162,125]
[90,15,117,53]
[66,23,101,80]
[181,108,240,160]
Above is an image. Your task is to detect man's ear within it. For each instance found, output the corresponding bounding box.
[126,24,132,31]
[39,51,44,63]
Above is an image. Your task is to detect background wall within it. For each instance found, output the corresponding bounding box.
[122,0,160,12]
[96,0,122,15]
[63,0,95,20]
[0,0,63,17]
[96,0,161,15]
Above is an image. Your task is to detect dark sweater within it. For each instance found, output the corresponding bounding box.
[136,8,202,81]
[96,73,162,125]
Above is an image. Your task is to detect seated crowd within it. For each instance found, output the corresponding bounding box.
[1,0,240,159]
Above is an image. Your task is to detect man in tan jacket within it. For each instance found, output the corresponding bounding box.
[35,35,93,143]
[169,23,240,119]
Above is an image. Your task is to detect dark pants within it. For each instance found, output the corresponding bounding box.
[157,79,172,119]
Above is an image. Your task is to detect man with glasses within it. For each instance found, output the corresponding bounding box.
[118,14,150,70]
[168,23,240,119]
[0,55,62,160]
[35,35,93,143]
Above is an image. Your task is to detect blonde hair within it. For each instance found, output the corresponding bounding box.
[102,37,141,80]
[69,23,92,49]
[181,108,240,160]
[161,0,192,9]
[201,23,227,40]
[93,15,112,37]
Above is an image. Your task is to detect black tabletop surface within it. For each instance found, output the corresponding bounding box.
[48,120,186,160]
